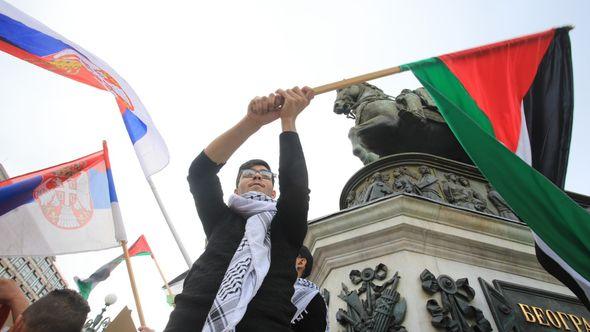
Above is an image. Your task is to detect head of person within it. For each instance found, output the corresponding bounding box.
[295,246,314,279]
[235,159,276,198]
[419,166,430,175]
[445,173,457,182]
[11,289,90,332]
[459,177,470,186]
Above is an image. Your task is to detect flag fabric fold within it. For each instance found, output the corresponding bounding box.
[0,143,126,256]
[75,235,152,299]
[402,27,590,308]
[0,0,169,176]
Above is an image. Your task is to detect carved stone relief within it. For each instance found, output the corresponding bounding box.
[363,172,394,203]
[416,165,443,202]
[421,269,492,332]
[441,173,488,212]
[340,154,520,222]
[336,264,407,332]
[485,185,518,220]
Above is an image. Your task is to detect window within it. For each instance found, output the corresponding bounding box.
[29,277,43,293]
[0,261,9,278]
[21,265,36,281]
[37,284,48,297]
[9,257,26,269]
[0,268,13,279]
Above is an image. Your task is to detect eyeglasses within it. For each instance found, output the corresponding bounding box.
[240,169,275,181]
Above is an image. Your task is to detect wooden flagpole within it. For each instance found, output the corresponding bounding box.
[312,66,405,95]
[121,240,146,327]
[151,253,173,297]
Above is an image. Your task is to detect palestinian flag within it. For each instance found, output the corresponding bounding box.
[127,234,153,258]
[401,27,590,309]
[75,235,152,299]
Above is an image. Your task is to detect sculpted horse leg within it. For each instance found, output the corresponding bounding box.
[349,126,379,165]
[349,113,400,165]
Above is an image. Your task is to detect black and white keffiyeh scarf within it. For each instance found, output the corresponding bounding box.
[203,191,277,332]
[291,278,330,331]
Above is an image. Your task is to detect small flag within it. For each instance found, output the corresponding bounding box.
[75,235,151,299]
[127,234,153,257]
[402,27,590,308]
[75,256,121,300]
[0,142,126,256]
[0,1,169,177]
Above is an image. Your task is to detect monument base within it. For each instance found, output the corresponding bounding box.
[305,154,590,331]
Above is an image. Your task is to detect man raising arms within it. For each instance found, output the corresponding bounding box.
[165,87,314,331]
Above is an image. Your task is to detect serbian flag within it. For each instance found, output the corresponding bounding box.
[75,235,152,299]
[0,0,169,177]
[0,142,126,256]
[401,27,590,308]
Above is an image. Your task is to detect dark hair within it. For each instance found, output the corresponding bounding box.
[22,289,90,332]
[235,159,274,187]
[298,246,314,279]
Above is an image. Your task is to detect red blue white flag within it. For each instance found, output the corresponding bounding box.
[0,142,126,256]
[0,1,169,177]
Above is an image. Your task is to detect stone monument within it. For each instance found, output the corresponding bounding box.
[304,84,590,331]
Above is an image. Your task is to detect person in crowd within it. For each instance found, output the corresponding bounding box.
[165,87,314,331]
[291,246,328,332]
[0,279,89,332]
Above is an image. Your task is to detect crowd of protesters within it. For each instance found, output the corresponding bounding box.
[1,87,327,332]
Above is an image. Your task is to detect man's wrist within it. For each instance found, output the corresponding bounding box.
[281,117,297,132]
[241,116,264,132]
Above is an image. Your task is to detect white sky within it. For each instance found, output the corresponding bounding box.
[1,0,589,330]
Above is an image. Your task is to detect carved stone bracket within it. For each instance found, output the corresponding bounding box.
[420,269,492,332]
[336,263,407,332]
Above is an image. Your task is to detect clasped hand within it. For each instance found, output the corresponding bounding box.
[246,86,314,127]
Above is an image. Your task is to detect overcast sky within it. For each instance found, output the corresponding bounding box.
[1,0,589,330]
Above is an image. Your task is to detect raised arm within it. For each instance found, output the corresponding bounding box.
[274,87,314,245]
[204,94,282,164]
[189,94,282,237]
[276,87,314,134]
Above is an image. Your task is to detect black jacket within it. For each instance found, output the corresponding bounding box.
[165,132,309,332]
[291,293,328,332]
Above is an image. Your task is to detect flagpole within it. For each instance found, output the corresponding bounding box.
[151,253,173,297]
[313,66,406,95]
[147,177,192,268]
[121,240,146,327]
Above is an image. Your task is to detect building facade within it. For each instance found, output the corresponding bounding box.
[0,163,68,302]
[0,256,68,302]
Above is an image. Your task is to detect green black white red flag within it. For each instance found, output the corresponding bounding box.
[75,235,152,299]
[401,27,590,308]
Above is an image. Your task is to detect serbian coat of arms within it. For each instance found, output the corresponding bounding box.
[33,162,94,229]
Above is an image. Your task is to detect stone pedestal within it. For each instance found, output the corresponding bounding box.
[304,154,585,331]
